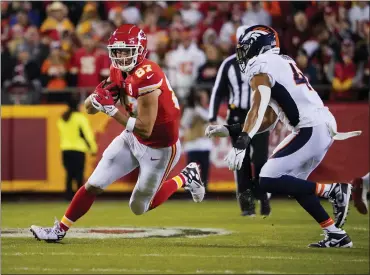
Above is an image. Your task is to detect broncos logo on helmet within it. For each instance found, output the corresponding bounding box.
[236,25,280,73]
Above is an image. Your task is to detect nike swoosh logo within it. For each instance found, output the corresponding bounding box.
[329,236,347,247]
[150,157,160,161]
[147,74,154,79]
[236,151,244,156]
[249,60,256,66]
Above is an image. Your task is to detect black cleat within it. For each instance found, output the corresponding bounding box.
[241,210,256,217]
[260,194,271,217]
[238,189,256,216]
[308,230,353,248]
[328,183,352,228]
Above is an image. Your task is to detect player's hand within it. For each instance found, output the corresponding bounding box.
[224,147,246,170]
[90,90,118,117]
[224,132,251,170]
[96,80,120,103]
[205,124,229,138]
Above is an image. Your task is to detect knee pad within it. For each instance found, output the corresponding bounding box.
[129,189,152,216]
[129,199,146,215]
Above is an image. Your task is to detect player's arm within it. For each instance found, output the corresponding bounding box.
[241,73,272,137]
[258,105,278,134]
[112,89,160,139]
[223,73,272,170]
[205,74,275,138]
[85,96,99,115]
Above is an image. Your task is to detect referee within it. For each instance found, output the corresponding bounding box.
[57,94,97,200]
[208,26,271,217]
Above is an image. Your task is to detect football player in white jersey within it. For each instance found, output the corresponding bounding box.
[206,25,362,248]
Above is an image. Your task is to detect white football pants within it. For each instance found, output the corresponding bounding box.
[260,124,334,180]
[87,130,181,215]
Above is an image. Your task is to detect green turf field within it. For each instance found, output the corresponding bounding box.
[2,199,369,274]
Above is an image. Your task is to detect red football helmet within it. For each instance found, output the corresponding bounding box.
[107,24,148,72]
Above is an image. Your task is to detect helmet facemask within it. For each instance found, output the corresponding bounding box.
[236,43,250,73]
[108,44,144,72]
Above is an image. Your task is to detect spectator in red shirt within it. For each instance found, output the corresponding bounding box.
[68,33,110,89]
[195,5,223,44]
[331,39,361,101]
[283,11,310,58]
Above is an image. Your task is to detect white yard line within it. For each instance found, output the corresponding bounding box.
[3,252,368,262]
[2,227,232,239]
[350,227,368,231]
[8,267,300,274]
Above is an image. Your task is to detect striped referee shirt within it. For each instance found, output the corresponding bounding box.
[208,54,252,122]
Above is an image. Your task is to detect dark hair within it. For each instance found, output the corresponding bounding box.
[62,94,80,121]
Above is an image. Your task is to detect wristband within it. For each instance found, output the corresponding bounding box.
[225,123,242,137]
[126,117,136,132]
[234,132,251,150]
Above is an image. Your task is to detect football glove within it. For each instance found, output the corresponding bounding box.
[96,80,120,104]
[224,132,251,170]
[90,89,118,117]
[205,123,242,138]
[205,124,229,138]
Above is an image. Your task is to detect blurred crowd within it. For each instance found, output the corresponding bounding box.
[1,1,369,104]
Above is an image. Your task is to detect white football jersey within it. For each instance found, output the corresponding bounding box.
[246,52,335,131]
[166,43,206,89]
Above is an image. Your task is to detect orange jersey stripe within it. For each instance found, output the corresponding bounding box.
[149,144,177,207]
[161,144,177,183]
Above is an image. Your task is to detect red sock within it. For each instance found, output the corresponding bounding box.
[149,174,186,210]
[59,186,96,231]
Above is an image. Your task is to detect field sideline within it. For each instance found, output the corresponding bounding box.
[2,199,369,274]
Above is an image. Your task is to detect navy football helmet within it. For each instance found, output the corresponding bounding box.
[236,25,280,73]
